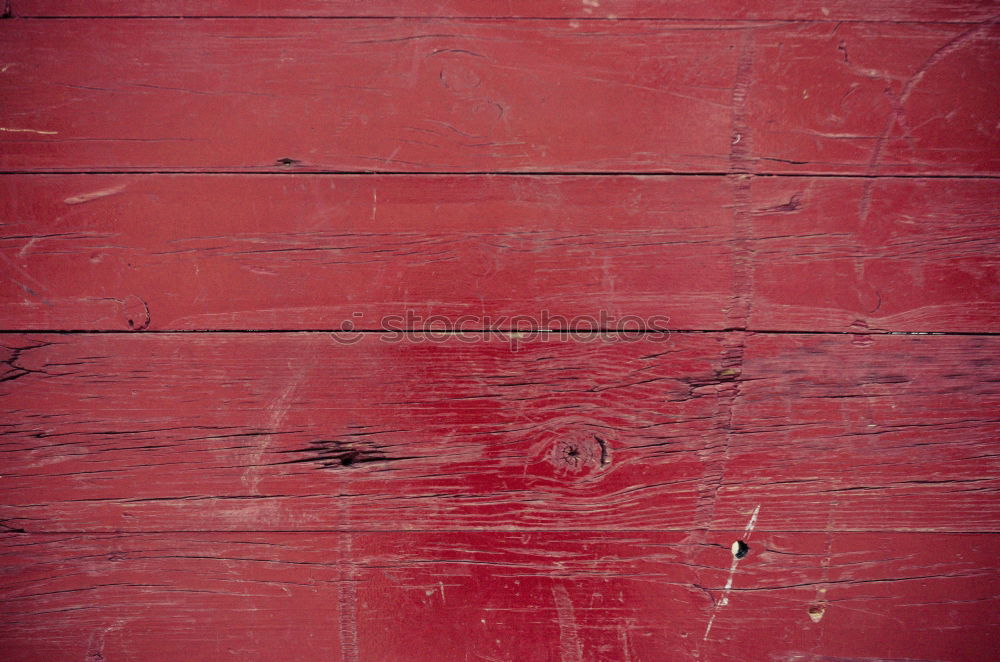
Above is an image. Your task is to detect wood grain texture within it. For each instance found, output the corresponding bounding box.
[10,0,1000,21]
[1,20,997,174]
[1,333,997,533]
[0,333,730,533]
[715,333,1000,532]
[748,177,1000,332]
[2,3,997,659]
[0,174,735,331]
[1,531,997,662]
[2,174,997,332]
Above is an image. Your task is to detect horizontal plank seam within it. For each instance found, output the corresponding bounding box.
[1,170,998,179]
[0,329,996,336]
[4,529,999,535]
[4,16,995,25]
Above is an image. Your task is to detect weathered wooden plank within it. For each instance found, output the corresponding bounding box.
[0,532,349,661]
[0,333,731,532]
[1,333,997,533]
[748,177,1000,332]
[713,333,1000,532]
[694,530,1000,662]
[2,174,997,332]
[10,0,1000,22]
[1,531,996,661]
[748,19,1000,176]
[0,174,735,331]
[1,20,996,174]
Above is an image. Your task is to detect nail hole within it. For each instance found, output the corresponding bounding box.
[339,451,358,467]
[808,606,825,623]
[731,540,749,559]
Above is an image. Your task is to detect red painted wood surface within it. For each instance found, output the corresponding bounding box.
[0,175,735,331]
[11,0,1000,22]
[747,176,1000,332]
[1,19,998,174]
[2,175,997,332]
[2,333,997,533]
[1,5,998,662]
[1,532,997,662]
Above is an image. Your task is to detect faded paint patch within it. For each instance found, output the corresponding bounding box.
[552,584,583,662]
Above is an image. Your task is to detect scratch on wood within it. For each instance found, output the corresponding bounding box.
[552,583,583,662]
[0,251,53,300]
[618,618,634,662]
[728,28,754,176]
[703,504,761,641]
[859,16,999,222]
[64,184,128,205]
[243,376,301,494]
[339,531,359,662]
[727,27,755,328]
[810,496,837,627]
[17,237,40,258]
[0,126,58,135]
[85,631,106,662]
[85,619,126,662]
